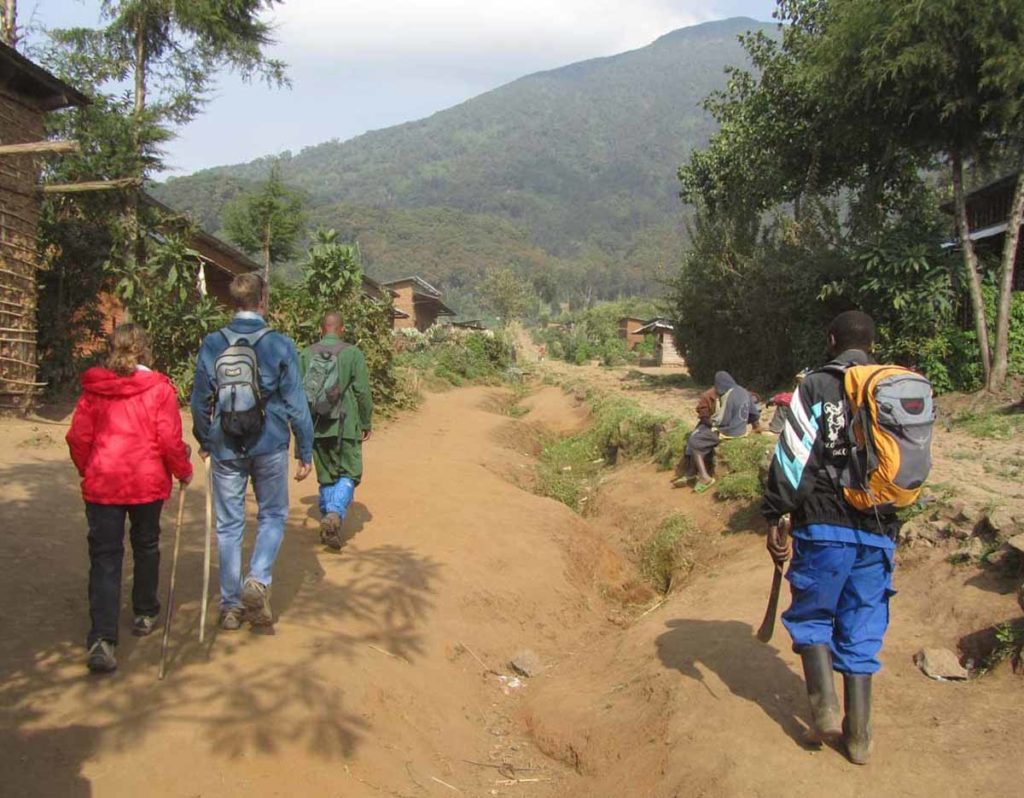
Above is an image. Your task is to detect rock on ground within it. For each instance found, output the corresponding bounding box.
[914,648,969,681]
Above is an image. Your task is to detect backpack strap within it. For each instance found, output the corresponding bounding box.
[310,341,350,357]
[221,326,273,348]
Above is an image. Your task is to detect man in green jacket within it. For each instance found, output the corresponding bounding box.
[300,311,373,549]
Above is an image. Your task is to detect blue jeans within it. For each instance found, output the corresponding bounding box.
[212,449,290,609]
[782,535,895,675]
[319,477,355,518]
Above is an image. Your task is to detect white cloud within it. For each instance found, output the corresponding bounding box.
[273,0,708,70]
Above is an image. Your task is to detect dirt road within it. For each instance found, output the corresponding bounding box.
[1,381,1021,797]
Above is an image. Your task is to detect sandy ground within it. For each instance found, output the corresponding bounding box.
[1,374,1022,797]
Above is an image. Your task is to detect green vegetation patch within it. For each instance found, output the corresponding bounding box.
[640,514,697,593]
[536,394,675,512]
[952,409,1024,440]
[395,330,515,389]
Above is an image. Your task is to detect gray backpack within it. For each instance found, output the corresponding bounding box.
[214,328,272,446]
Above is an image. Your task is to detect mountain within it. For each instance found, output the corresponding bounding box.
[154,17,776,304]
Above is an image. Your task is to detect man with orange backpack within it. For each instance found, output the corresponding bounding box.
[762,310,934,765]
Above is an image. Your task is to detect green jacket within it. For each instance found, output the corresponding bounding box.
[300,334,373,441]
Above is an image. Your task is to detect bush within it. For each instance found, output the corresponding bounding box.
[396,329,515,388]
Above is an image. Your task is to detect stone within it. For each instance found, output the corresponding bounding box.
[981,507,1020,543]
[509,649,543,678]
[983,545,1015,569]
[951,537,985,563]
[947,500,972,524]
[1006,533,1024,554]
[914,648,969,681]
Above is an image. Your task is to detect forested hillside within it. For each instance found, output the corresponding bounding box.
[154,17,775,303]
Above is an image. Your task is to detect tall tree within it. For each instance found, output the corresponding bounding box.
[781,0,1024,389]
[480,268,536,325]
[222,161,306,287]
[46,0,288,280]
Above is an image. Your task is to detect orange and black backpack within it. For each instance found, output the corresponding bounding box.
[824,363,935,514]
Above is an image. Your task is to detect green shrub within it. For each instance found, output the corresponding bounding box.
[640,514,696,593]
[396,330,515,388]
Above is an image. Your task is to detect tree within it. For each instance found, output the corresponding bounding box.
[679,0,1024,391]
[480,268,536,325]
[38,1,287,391]
[222,161,306,287]
[45,0,288,283]
[778,0,1024,389]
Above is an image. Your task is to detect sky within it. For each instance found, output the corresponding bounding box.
[29,0,777,175]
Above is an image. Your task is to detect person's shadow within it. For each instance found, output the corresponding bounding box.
[656,618,813,746]
[300,496,373,550]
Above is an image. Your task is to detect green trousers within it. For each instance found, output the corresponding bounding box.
[313,436,363,486]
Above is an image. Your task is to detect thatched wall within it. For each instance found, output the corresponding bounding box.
[0,86,44,412]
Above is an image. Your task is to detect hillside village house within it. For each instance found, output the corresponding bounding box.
[0,44,88,412]
[91,195,268,340]
[383,276,456,332]
[947,174,1024,290]
[617,316,647,351]
[635,318,685,367]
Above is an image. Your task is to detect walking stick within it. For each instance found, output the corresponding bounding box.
[199,459,213,643]
[158,485,188,680]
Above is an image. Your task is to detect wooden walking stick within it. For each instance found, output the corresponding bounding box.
[158,485,188,680]
[199,459,213,643]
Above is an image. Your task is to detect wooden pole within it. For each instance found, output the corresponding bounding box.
[38,177,142,194]
[0,139,80,156]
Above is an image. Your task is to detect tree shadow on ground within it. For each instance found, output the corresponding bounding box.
[0,458,440,794]
[655,618,812,747]
[620,369,699,392]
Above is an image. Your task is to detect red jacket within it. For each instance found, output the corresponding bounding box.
[66,367,193,505]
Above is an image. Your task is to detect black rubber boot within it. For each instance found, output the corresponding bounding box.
[842,674,873,765]
[800,645,842,745]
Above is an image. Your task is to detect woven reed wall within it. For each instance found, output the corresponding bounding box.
[0,87,44,413]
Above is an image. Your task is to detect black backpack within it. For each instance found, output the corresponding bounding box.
[214,327,271,446]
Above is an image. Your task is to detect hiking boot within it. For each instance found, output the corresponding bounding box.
[842,674,873,765]
[319,512,343,550]
[132,615,158,637]
[220,606,244,631]
[241,578,273,627]
[86,640,117,674]
[799,645,842,746]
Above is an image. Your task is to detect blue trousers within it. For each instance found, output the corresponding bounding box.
[319,477,355,518]
[212,450,290,609]
[782,535,895,675]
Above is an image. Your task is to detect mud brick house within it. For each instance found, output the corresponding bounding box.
[0,44,88,412]
[383,276,455,332]
[634,318,685,367]
[617,316,647,351]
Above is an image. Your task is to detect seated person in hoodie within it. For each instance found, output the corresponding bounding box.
[673,370,760,491]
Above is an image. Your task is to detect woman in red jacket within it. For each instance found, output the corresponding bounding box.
[66,324,193,673]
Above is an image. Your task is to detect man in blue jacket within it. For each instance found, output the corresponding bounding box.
[191,273,314,631]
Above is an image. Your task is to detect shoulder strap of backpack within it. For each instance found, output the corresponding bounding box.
[222,327,272,348]
[311,341,349,357]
